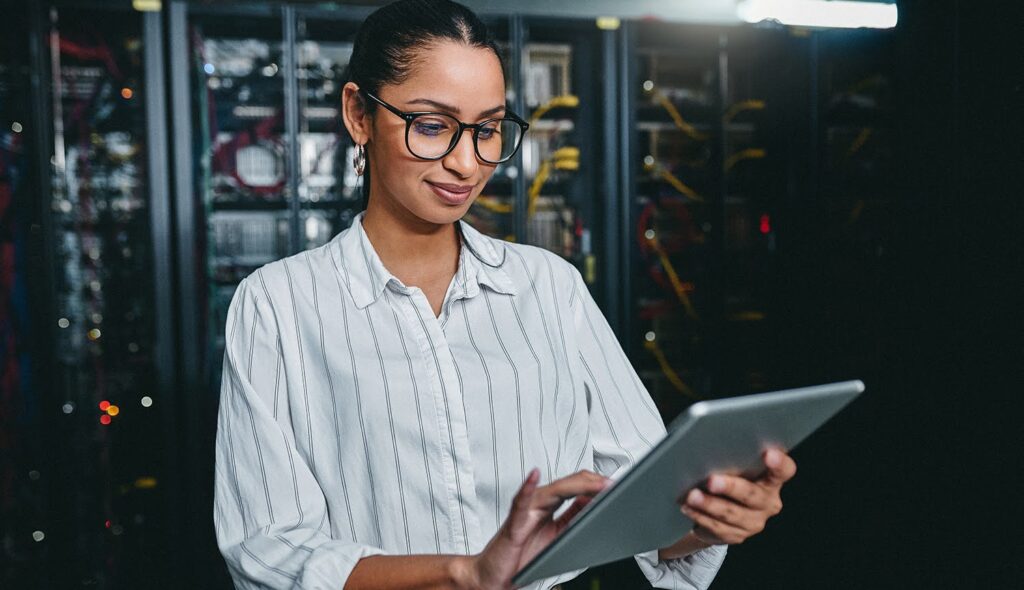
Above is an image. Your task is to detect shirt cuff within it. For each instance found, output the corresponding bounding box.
[294,540,387,590]
[634,544,727,590]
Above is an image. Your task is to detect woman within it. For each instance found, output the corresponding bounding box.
[213,1,796,588]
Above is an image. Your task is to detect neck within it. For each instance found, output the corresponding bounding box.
[360,196,461,288]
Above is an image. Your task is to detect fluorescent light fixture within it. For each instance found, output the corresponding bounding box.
[737,0,898,29]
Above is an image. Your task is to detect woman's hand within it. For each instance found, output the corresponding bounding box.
[679,448,797,546]
[457,468,611,590]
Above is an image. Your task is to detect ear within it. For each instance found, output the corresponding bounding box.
[341,82,372,144]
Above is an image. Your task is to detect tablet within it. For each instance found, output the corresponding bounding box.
[513,380,865,587]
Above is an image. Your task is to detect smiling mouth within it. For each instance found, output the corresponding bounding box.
[426,181,475,205]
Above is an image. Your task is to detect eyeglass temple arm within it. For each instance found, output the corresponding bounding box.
[359,89,409,120]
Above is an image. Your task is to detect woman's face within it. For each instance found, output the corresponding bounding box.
[344,40,506,228]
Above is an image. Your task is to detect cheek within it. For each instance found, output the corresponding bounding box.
[371,132,421,182]
[478,163,498,185]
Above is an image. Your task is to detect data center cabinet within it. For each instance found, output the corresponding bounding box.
[625,22,802,420]
[181,6,612,394]
[22,3,172,587]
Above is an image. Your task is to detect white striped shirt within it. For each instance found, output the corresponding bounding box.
[214,211,726,589]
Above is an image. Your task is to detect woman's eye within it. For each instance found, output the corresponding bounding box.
[478,125,500,140]
[413,120,448,136]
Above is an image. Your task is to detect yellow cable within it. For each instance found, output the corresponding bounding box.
[724,99,765,123]
[725,148,766,171]
[648,234,699,320]
[846,128,872,157]
[527,159,552,218]
[848,199,866,224]
[473,195,513,214]
[652,91,708,141]
[529,95,580,125]
[528,147,579,218]
[644,339,700,400]
[846,74,885,96]
[643,158,704,202]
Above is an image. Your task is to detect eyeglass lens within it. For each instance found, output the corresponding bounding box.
[407,114,524,163]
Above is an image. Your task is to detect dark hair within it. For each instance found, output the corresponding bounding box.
[347,0,503,99]
[345,0,504,206]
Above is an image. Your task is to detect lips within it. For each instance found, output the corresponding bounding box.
[426,181,475,205]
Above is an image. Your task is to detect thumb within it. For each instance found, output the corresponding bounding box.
[759,448,797,488]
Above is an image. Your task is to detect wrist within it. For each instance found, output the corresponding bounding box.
[657,531,714,561]
[448,555,480,590]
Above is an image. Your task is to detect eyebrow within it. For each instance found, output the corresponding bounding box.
[405,98,506,119]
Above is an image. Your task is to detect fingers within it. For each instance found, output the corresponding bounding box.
[760,448,797,488]
[506,468,541,533]
[553,495,593,528]
[532,470,610,511]
[705,474,773,510]
[681,502,751,545]
[684,487,776,533]
[501,469,607,546]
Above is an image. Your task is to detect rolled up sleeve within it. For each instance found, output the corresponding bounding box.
[569,268,726,589]
[214,277,384,589]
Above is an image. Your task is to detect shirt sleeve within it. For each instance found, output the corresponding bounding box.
[568,267,727,589]
[214,277,385,589]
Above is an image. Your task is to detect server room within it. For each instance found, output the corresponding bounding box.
[1,0,1018,588]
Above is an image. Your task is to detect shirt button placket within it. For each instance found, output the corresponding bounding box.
[409,289,482,554]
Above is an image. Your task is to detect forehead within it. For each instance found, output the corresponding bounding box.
[385,41,506,113]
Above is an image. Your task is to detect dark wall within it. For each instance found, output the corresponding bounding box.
[709,1,1024,588]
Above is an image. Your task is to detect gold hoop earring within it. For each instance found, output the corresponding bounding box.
[353,143,366,176]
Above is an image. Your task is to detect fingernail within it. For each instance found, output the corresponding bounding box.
[709,476,726,493]
[688,489,704,506]
[766,450,781,467]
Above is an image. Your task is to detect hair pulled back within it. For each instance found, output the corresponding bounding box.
[345,0,503,206]
[347,0,503,103]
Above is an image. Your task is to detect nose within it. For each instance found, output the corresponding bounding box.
[441,127,479,179]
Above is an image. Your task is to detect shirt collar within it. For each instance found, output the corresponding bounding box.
[333,211,517,310]
[456,217,517,297]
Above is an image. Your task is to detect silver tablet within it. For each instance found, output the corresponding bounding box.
[513,380,865,587]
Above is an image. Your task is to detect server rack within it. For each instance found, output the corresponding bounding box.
[622,22,800,422]
[13,3,898,586]
[19,2,176,587]
[1,3,46,586]
[167,2,615,580]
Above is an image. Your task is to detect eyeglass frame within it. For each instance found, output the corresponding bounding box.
[359,89,530,165]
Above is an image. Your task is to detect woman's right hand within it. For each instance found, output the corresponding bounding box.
[456,468,612,590]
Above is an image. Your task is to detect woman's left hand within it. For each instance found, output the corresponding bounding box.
[680,448,797,545]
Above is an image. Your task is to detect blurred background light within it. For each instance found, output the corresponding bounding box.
[737,0,898,29]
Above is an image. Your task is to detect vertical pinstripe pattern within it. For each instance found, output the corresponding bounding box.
[482,289,526,481]
[409,297,473,554]
[385,288,442,552]
[323,252,361,544]
[214,212,727,590]
[509,248,564,470]
[366,295,413,552]
[282,259,316,474]
[337,256,385,547]
[458,299,502,530]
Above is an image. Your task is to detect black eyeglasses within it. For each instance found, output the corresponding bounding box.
[361,89,529,165]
